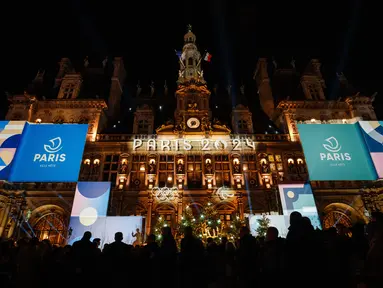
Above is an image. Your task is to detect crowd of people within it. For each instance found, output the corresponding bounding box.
[0,211,382,288]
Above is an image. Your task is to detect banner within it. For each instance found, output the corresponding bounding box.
[297,123,377,181]
[68,216,144,248]
[359,121,383,178]
[278,183,321,229]
[9,123,88,182]
[71,182,111,226]
[0,121,26,180]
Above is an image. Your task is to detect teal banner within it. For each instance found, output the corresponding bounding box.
[297,123,377,181]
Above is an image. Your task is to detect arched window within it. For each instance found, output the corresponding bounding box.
[33,213,66,245]
[323,211,352,230]
[188,58,193,66]
[138,119,149,133]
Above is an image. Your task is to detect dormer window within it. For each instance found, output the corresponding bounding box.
[63,83,75,99]
[138,119,149,134]
[238,120,247,130]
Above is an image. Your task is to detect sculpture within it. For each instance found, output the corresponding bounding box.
[131,228,142,247]
[205,160,213,174]
[119,162,128,174]
[261,162,269,174]
[233,162,240,174]
[149,161,156,174]
[177,161,184,174]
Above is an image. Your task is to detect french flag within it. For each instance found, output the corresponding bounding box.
[204,52,212,62]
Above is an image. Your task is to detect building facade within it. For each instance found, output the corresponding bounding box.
[1,27,382,244]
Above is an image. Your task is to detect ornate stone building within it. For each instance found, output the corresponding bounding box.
[1,27,382,244]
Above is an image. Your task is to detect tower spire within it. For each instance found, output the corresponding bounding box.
[177,25,205,85]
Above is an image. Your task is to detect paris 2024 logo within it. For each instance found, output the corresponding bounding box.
[33,137,66,166]
[320,136,351,166]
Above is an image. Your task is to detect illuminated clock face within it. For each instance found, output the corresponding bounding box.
[187,117,200,129]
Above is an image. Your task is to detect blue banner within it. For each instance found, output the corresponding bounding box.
[0,121,26,180]
[278,183,321,229]
[359,121,383,178]
[9,123,88,182]
[297,123,377,181]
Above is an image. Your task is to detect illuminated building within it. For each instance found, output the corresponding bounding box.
[1,26,382,243]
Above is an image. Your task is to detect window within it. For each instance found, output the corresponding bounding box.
[308,83,320,100]
[138,120,149,134]
[220,214,232,226]
[323,211,352,230]
[268,154,283,172]
[188,58,193,66]
[103,154,119,187]
[131,154,147,189]
[63,83,75,99]
[34,213,66,245]
[242,154,258,188]
[215,155,231,187]
[158,155,174,187]
[238,120,247,130]
[187,155,202,189]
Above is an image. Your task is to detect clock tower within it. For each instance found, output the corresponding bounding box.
[174,25,212,135]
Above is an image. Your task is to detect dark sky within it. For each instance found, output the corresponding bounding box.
[1,0,381,119]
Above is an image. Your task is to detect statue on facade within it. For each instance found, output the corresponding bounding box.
[201,117,212,132]
[261,162,269,173]
[80,162,91,176]
[119,162,128,174]
[131,228,142,247]
[205,159,213,174]
[288,162,296,173]
[177,161,184,174]
[149,160,156,174]
[233,162,241,174]
[297,161,307,174]
[187,102,198,111]
[92,161,100,175]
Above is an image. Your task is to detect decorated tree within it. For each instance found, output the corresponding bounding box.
[256,214,270,237]
[153,215,170,240]
[177,202,247,243]
[225,215,247,241]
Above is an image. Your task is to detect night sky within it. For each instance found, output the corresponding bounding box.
[1,1,381,119]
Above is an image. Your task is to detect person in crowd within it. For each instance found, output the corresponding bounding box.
[1,210,382,288]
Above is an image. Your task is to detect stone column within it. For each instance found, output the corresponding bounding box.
[145,199,153,235]
[7,219,16,239]
[0,204,11,237]
[237,194,244,220]
[177,197,183,223]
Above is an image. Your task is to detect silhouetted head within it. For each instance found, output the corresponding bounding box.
[161,226,172,237]
[266,226,279,241]
[239,226,250,238]
[147,234,156,243]
[289,211,302,226]
[115,232,123,242]
[83,231,92,241]
[184,226,193,237]
[93,238,101,247]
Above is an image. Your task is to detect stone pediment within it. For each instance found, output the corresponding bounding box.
[176,82,210,96]
[212,124,231,134]
[156,124,175,134]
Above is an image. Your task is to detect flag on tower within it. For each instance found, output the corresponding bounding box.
[204,52,212,62]
[175,50,182,58]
